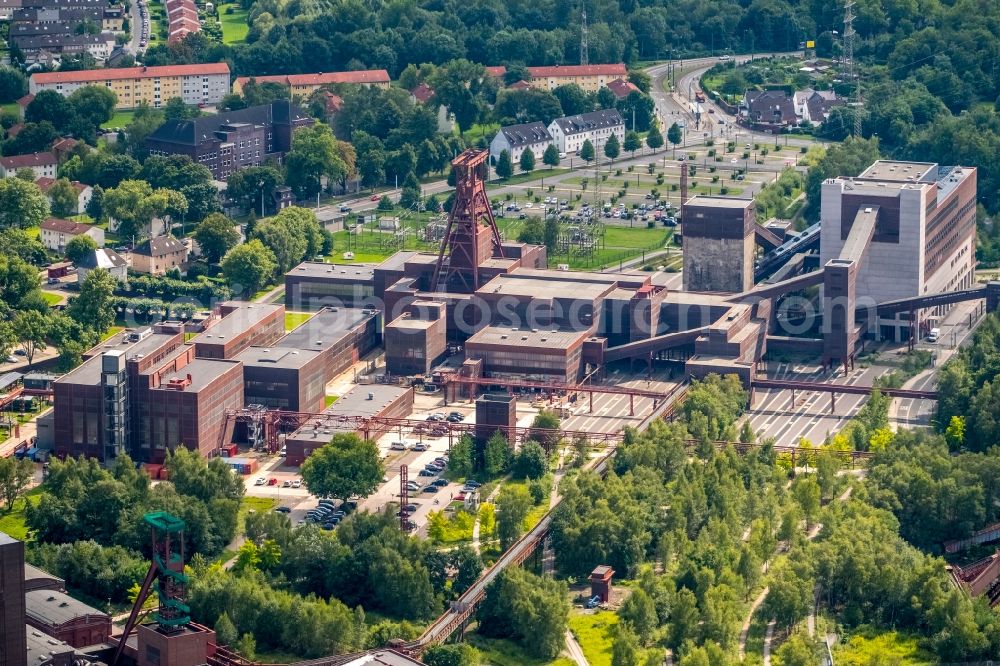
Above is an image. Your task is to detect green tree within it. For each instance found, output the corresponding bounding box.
[67,85,117,128]
[646,123,664,150]
[377,195,394,211]
[702,583,741,649]
[477,568,568,659]
[519,148,535,173]
[14,309,47,363]
[764,560,814,632]
[0,67,27,103]
[543,217,559,252]
[0,178,48,230]
[64,235,98,265]
[214,612,237,647]
[220,239,277,295]
[511,441,548,480]
[69,268,117,332]
[945,415,966,448]
[163,96,199,120]
[669,587,699,650]
[774,633,816,666]
[253,218,308,274]
[0,455,33,509]
[792,475,821,528]
[85,184,104,222]
[448,435,474,478]
[300,433,385,505]
[225,166,283,215]
[529,409,561,450]
[543,143,560,167]
[667,123,682,157]
[496,484,532,549]
[399,171,421,210]
[423,644,480,666]
[611,625,641,666]
[164,447,244,503]
[284,123,348,197]
[193,213,240,264]
[48,178,80,218]
[483,431,510,478]
[103,180,186,241]
[604,133,621,162]
[580,139,595,163]
[623,131,641,157]
[495,149,513,180]
[618,588,657,644]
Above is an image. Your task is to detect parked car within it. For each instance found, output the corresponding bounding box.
[419,469,436,477]
[586,595,602,609]
[413,442,429,452]
[267,478,278,486]
[292,479,302,488]
[432,479,449,488]
[275,506,291,513]
[390,441,407,451]
[282,480,291,488]
[254,477,265,486]
[465,480,482,489]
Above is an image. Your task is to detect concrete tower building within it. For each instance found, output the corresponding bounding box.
[682,197,756,293]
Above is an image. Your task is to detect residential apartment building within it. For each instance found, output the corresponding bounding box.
[39,218,104,253]
[131,235,189,275]
[165,0,199,43]
[231,69,391,97]
[792,89,845,124]
[35,177,92,215]
[820,160,978,342]
[146,101,313,180]
[547,109,625,154]
[29,63,231,110]
[0,152,57,179]
[526,64,628,92]
[489,121,553,165]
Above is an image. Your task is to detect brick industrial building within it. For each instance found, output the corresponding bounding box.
[146,101,314,180]
[49,303,379,464]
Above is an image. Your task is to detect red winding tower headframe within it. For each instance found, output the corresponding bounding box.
[431,149,504,293]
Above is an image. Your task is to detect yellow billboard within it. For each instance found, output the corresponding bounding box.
[806,40,815,48]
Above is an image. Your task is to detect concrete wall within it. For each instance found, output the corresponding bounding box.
[683,235,753,292]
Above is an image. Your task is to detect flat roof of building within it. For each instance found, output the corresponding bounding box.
[287,385,411,443]
[25,589,107,627]
[387,314,436,330]
[466,325,589,351]
[375,251,418,272]
[198,302,283,343]
[685,195,753,209]
[287,262,376,280]
[858,160,938,183]
[56,332,179,385]
[279,307,374,351]
[235,346,321,370]
[26,626,75,663]
[340,650,428,666]
[149,354,241,392]
[479,274,614,301]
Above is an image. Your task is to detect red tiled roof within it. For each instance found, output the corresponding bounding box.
[31,63,229,85]
[40,218,94,235]
[527,64,627,78]
[16,94,33,108]
[606,78,640,99]
[35,177,89,194]
[485,66,506,78]
[52,137,77,152]
[508,80,532,90]
[322,91,343,113]
[410,82,434,104]
[234,69,391,89]
[7,123,23,138]
[0,151,56,169]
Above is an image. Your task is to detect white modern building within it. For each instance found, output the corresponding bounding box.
[489,121,553,165]
[547,109,625,155]
[820,160,977,342]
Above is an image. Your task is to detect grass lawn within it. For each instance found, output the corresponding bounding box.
[24,225,39,240]
[101,326,125,342]
[284,311,313,331]
[218,4,249,44]
[461,122,500,144]
[467,635,575,666]
[489,168,571,189]
[568,610,617,666]
[427,508,475,544]
[238,496,277,534]
[101,110,136,130]
[834,630,936,665]
[324,394,339,408]
[42,292,62,306]
[0,487,44,541]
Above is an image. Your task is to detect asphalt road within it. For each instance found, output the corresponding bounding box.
[127,0,149,54]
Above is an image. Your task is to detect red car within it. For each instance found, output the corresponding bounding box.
[370,194,380,201]
[267,478,278,486]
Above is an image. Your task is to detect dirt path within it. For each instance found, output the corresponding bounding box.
[564,629,589,666]
[738,585,770,661]
[762,620,776,666]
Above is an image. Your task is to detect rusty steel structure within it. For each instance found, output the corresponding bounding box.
[431,149,504,293]
[399,464,409,531]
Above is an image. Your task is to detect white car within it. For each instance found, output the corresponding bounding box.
[292,479,302,489]
[254,477,265,486]
[731,158,738,163]
[390,441,407,451]
[525,202,533,209]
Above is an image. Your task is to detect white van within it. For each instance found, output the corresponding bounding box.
[927,327,941,343]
